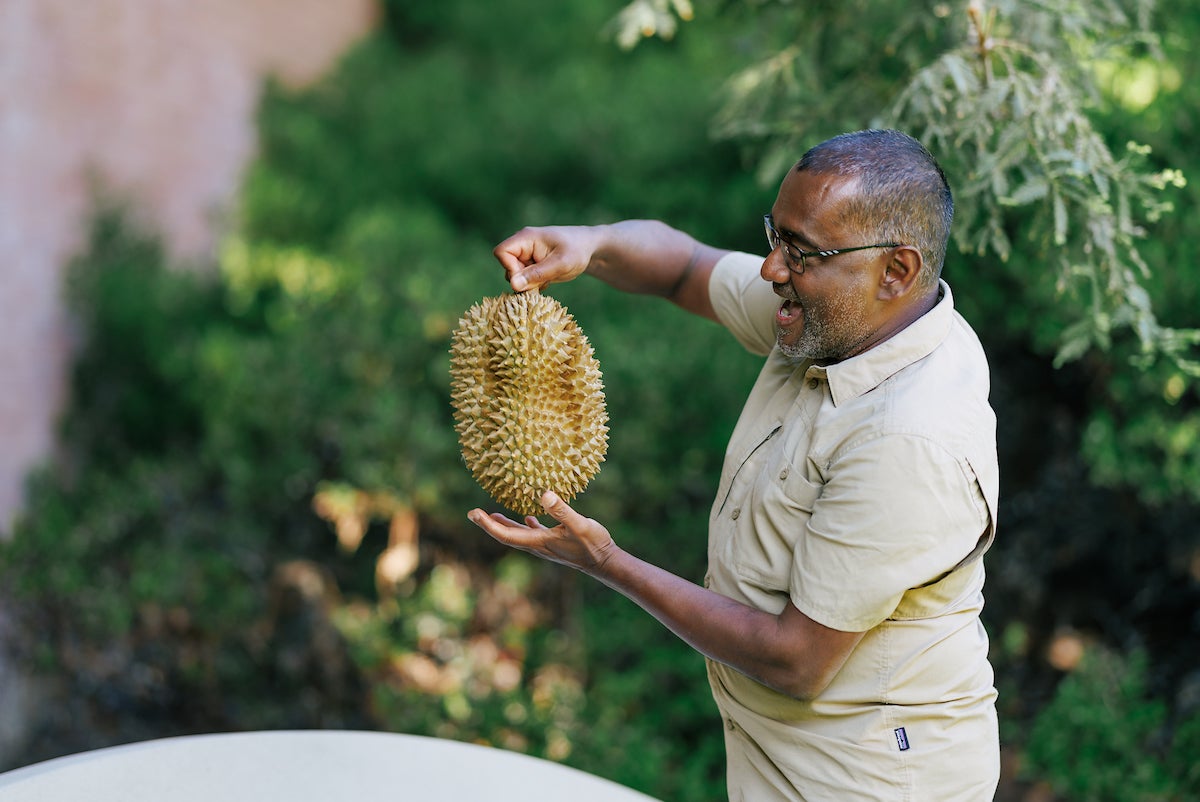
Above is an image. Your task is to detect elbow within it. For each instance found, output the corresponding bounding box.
[750,605,863,700]
[786,685,819,702]
[765,663,836,701]
[779,675,831,702]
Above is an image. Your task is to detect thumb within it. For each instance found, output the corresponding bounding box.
[539,490,580,524]
[511,258,561,293]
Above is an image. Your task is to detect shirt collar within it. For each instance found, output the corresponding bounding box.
[805,280,955,407]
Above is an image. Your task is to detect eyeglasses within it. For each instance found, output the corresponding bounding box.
[764,214,900,275]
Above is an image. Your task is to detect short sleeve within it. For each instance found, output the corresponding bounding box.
[708,251,779,356]
[790,434,990,632]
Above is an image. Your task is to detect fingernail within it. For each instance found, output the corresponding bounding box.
[512,275,527,292]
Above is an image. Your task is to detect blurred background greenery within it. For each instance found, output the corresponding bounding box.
[1,1,1197,800]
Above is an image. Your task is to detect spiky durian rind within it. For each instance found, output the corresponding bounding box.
[449,292,609,517]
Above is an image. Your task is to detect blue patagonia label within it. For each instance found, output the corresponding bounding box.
[894,727,911,751]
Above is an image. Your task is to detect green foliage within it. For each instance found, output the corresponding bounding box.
[1082,358,1200,505]
[331,557,578,753]
[624,0,1199,374]
[1025,648,1199,802]
[1067,0,1200,505]
[6,208,248,639]
[569,588,726,798]
[623,0,1200,508]
[705,0,961,182]
[0,3,768,797]
[891,0,1200,505]
[889,0,1193,374]
[242,7,767,255]
[608,0,696,49]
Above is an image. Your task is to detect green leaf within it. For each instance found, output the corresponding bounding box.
[1052,190,1069,245]
[1002,176,1050,205]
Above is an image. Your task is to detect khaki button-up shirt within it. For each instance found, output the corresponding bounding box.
[705,253,1000,801]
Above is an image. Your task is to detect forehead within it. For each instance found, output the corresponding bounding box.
[771,168,860,243]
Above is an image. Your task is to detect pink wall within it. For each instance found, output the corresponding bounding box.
[0,0,378,533]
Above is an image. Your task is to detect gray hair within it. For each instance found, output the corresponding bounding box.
[795,129,953,288]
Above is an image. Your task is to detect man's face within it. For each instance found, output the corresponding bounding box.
[762,169,886,364]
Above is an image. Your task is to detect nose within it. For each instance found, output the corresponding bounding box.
[760,248,791,284]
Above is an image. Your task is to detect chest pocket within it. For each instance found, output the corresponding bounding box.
[729,456,824,594]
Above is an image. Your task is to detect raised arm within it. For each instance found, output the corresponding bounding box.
[493,220,728,322]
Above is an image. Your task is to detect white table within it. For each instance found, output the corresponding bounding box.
[0,730,661,801]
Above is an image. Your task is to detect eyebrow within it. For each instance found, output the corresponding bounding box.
[768,214,819,251]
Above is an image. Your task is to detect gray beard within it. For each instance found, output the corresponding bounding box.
[775,296,872,364]
[777,317,838,362]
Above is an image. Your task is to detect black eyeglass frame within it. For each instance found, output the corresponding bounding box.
[764,214,901,274]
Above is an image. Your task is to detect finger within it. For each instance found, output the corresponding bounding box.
[493,229,539,265]
[468,509,542,549]
[467,509,525,530]
[539,490,586,527]
[493,246,533,279]
[493,231,553,291]
[510,260,559,293]
[495,254,551,293]
[486,511,524,527]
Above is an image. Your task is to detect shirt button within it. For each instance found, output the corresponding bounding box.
[731,507,741,520]
[779,466,790,480]
[726,718,737,731]
[808,377,820,390]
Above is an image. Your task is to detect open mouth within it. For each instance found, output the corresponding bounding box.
[777,298,803,328]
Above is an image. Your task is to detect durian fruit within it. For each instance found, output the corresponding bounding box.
[449,291,609,517]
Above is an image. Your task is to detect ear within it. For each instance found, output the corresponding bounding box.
[878,245,924,300]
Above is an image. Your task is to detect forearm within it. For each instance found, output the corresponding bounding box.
[586,221,724,317]
[498,221,725,321]
[468,493,861,698]
[585,545,848,699]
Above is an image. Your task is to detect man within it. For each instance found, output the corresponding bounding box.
[468,129,1000,801]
